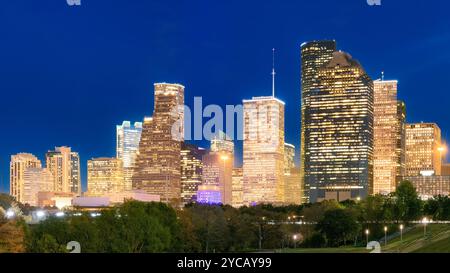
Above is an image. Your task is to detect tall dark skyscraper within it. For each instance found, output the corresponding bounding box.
[132,83,185,207]
[300,40,336,203]
[180,142,207,205]
[302,49,374,203]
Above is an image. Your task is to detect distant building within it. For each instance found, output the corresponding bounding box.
[373,79,406,195]
[37,191,75,209]
[403,174,450,200]
[405,123,442,176]
[196,185,222,205]
[284,167,301,205]
[180,143,207,205]
[201,151,233,205]
[243,96,285,205]
[302,50,374,203]
[442,163,450,176]
[211,131,234,154]
[72,190,160,208]
[132,83,184,207]
[23,168,54,206]
[284,143,296,174]
[46,146,81,195]
[87,157,125,196]
[232,168,243,208]
[117,121,143,190]
[10,153,42,203]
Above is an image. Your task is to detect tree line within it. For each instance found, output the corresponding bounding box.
[0,181,449,252]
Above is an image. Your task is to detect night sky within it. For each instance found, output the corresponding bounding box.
[1,0,450,193]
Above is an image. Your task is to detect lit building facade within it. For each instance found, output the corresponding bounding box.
[10,153,42,203]
[180,142,206,205]
[201,151,233,205]
[373,79,406,195]
[300,40,337,203]
[243,96,285,205]
[232,167,243,208]
[23,168,54,206]
[442,163,450,176]
[403,174,450,200]
[196,185,222,205]
[46,146,81,195]
[284,143,296,174]
[87,157,124,196]
[211,131,234,154]
[117,121,143,191]
[303,50,374,203]
[284,167,302,205]
[132,83,184,206]
[405,123,442,176]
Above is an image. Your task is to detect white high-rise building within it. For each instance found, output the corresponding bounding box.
[23,168,54,206]
[10,153,42,203]
[117,121,143,190]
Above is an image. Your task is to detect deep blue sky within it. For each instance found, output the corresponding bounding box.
[1,0,450,193]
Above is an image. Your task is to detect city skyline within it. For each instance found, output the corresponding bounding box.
[2,1,450,194]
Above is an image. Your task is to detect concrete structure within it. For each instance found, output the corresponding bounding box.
[37,191,76,209]
[403,174,450,200]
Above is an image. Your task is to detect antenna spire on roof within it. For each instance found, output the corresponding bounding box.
[272,48,276,97]
[381,71,385,81]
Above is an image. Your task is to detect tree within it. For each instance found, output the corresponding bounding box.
[423,195,450,220]
[316,208,361,247]
[392,180,422,222]
[0,220,26,252]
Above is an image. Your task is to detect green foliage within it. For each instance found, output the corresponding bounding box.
[316,208,361,247]
[423,195,450,220]
[393,180,423,222]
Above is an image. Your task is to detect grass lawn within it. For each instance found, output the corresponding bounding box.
[279,224,450,253]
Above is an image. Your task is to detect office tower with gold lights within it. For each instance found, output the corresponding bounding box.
[132,83,184,206]
[373,79,406,194]
[243,96,285,205]
[46,146,81,195]
[87,157,124,196]
[405,123,442,176]
[303,50,374,203]
[300,40,336,203]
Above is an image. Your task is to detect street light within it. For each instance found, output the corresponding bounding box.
[365,229,370,245]
[5,209,15,219]
[384,226,388,246]
[399,224,404,242]
[36,210,46,218]
[293,234,298,249]
[422,217,429,236]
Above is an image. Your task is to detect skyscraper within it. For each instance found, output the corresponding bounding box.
[243,96,285,205]
[303,50,374,203]
[10,153,42,203]
[211,131,234,154]
[46,146,81,195]
[373,79,406,194]
[300,40,336,203]
[132,83,184,206]
[180,142,206,205]
[87,157,124,196]
[405,123,442,176]
[201,151,233,205]
[284,167,302,205]
[117,121,143,190]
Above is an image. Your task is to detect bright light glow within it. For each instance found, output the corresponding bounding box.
[36,210,46,218]
[55,211,65,217]
[384,226,388,232]
[438,146,446,153]
[90,212,101,218]
[6,209,15,219]
[356,197,361,201]
[365,229,369,235]
[422,217,429,224]
[400,224,404,230]
[220,155,229,161]
[293,235,298,240]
